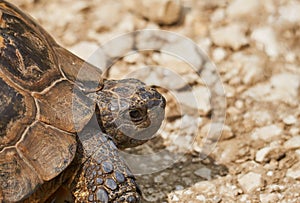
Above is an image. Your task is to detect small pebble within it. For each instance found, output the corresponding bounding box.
[212,47,227,62]
[260,193,280,203]
[251,125,282,141]
[279,2,300,23]
[255,146,274,163]
[210,23,248,50]
[227,0,260,18]
[251,26,279,57]
[124,0,182,25]
[284,136,300,149]
[283,115,297,125]
[194,168,212,180]
[238,172,263,193]
[196,195,206,201]
[286,163,300,180]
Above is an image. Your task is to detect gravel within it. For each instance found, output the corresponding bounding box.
[12,0,300,202]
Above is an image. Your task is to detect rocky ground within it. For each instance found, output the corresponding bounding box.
[10,0,300,202]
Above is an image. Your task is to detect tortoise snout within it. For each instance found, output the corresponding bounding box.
[143,87,166,110]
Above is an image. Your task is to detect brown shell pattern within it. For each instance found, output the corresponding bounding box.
[0,1,102,201]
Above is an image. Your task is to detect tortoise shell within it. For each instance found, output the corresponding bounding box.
[1,1,166,202]
[0,1,102,201]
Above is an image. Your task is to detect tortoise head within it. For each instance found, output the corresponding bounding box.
[96,78,166,149]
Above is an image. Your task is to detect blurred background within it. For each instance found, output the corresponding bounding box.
[11,0,300,202]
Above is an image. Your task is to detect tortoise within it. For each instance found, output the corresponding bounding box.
[0,1,166,202]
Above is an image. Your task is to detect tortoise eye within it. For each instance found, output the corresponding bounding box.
[129,109,144,122]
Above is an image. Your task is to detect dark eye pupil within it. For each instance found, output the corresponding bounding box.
[130,110,141,119]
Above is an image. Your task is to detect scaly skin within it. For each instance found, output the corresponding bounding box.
[70,79,166,202]
[72,128,141,203]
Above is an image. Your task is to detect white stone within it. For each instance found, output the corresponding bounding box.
[233,54,264,84]
[162,38,204,71]
[124,0,182,25]
[260,193,280,203]
[244,110,273,126]
[194,168,212,180]
[243,83,271,101]
[181,115,200,132]
[183,189,193,195]
[152,54,191,75]
[285,52,296,63]
[210,8,225,22]
[196,195,206,201]
[268,184,285,192]
[171,134,193,152]
[210,23,248,50]
[131,66,187,90]
[284,136,300,149]
[286,163,300,180]
[251,125,282,141]
[242,65,262,84]
[269,140,282,148]
[290,128,300,136]
[169,193,180,201]
[200,122,228,143]
[218,182,239,198]
[255,146,274,163]
[269,73,300,102]
[239,195,250,201]
[175,185,184,190]
[91,2,122,31]
[197,38,212,53]
[296,150,300,158]
[212,47,227,62]
[235,100,244,109]
[227,0,261,18]
[175,90,198,111]
[283,115,297,125]
[220,125,234,140]
[117,15,135,32]
[279,2,300,23]
[251,26,280,57]
[123,53,140,64]
[194,181,216,193]
[238,172,263,193]
[175,86,211,115]
[102,34,135,59]
[244,73,300,105]
[217,141,240,163]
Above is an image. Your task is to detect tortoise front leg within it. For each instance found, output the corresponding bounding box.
[72,128,141,203]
